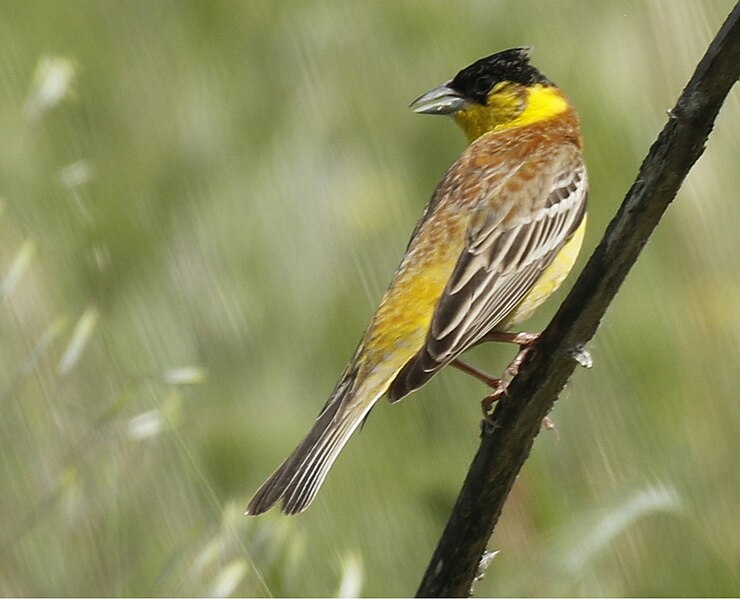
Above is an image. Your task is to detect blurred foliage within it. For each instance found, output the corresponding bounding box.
[0,1,738,596]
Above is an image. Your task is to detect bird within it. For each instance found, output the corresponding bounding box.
[246,47,588,515]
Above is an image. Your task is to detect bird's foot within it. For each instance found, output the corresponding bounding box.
[501,344,533,388]
[481,387,504,420]
[481,337,534,422]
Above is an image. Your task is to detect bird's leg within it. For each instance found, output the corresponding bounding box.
[475,330,540,385]
[478,330,540,347]
[473,332,584,434]
[451,334,539,420]
[451,359,503,420]
[451,358,502,388]
[490,335,561,435]
[469,331,537,390]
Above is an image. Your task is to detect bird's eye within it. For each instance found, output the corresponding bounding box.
[475,76,493,94]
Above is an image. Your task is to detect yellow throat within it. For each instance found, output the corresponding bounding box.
[454,84,569,142]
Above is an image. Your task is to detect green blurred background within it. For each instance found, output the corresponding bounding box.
[1,1,738,596]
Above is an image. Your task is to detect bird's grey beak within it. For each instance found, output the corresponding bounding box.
[409,82,469,115]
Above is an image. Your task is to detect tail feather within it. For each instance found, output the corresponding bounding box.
[282,418,354,513]
[246,376,382,515]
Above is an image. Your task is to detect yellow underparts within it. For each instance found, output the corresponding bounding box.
[455,84,569,142]
[498,215,587,329]
[365,253,458,363]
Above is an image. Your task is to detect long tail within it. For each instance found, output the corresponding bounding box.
[246,372,384,515]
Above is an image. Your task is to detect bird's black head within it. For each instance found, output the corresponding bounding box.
[409,47,565,141]
[448,47,552,105]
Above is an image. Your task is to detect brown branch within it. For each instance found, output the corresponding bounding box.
[416,4,740,597]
